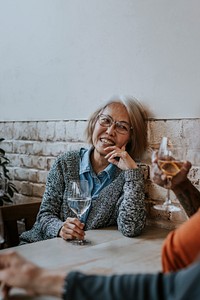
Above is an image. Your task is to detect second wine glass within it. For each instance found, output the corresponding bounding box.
[67,180,91,245]
[153,137,184,212]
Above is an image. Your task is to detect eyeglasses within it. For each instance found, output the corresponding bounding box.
[97,114,133,135]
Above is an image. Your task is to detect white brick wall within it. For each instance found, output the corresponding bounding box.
[0,118,200,229]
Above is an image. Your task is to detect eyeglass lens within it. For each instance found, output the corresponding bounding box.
[98,114,131,134]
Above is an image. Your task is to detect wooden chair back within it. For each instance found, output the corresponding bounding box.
[0,201,41,248]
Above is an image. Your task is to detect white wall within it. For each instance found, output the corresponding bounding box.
[0,0,200,121]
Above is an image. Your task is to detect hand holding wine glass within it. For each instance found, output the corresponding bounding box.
[153,137,184,212]
[67,180,91,245]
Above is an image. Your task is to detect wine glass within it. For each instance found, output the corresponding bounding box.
[153,137,183,212]
[67,180,91,245]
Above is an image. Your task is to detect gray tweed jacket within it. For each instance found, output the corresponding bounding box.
[20,150,146,244]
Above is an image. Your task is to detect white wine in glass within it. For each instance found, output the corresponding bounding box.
[67,180,91,245]
[153,137,183,212]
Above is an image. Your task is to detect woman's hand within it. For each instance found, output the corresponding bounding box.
[104,146,138,170]
[59,217,85,240]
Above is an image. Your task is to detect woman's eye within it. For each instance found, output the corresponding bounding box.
[102,118,110,124]
[117,124,128,131]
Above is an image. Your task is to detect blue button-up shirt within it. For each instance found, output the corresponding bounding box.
[79,147,118,223]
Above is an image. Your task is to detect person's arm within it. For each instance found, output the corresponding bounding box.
[162,208,200,272]
[151,153,200,217]
[37,155,85,241]
[36,156,66,237]
[1,251,200,300]
[171,177,200,217]
[117,167,146,237]
[65,262,200,300]
[104,145,146,237]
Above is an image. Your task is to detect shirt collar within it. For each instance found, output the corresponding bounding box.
[79,147,92,174]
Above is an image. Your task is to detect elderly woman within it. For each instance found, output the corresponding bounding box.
[20,95,148,244]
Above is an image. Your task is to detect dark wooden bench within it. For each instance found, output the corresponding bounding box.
[0,201,41,248]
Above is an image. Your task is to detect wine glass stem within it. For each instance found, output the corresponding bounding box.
[165,177,172,205]
[77,214,84,243]
[166,188,172,205]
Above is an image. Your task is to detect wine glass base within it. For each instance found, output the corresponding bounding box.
[70,239,92,246]
[153,204,181,212]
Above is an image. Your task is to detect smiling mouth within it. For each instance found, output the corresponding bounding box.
[100,138,115,146]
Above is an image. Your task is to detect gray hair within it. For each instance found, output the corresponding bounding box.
[85,95,148,159]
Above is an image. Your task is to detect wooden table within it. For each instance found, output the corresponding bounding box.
[0,226,170,300]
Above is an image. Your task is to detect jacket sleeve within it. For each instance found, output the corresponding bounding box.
[64,261,200,300]
[36,156,66,238]
[162,208,200,272]
[117,168,146,237]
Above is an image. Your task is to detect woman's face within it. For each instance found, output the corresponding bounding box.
[92,103,131,157]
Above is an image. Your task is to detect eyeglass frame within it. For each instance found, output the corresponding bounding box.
[97,114,133,135]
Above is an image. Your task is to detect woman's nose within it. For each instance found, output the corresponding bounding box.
[105,123,116,135]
